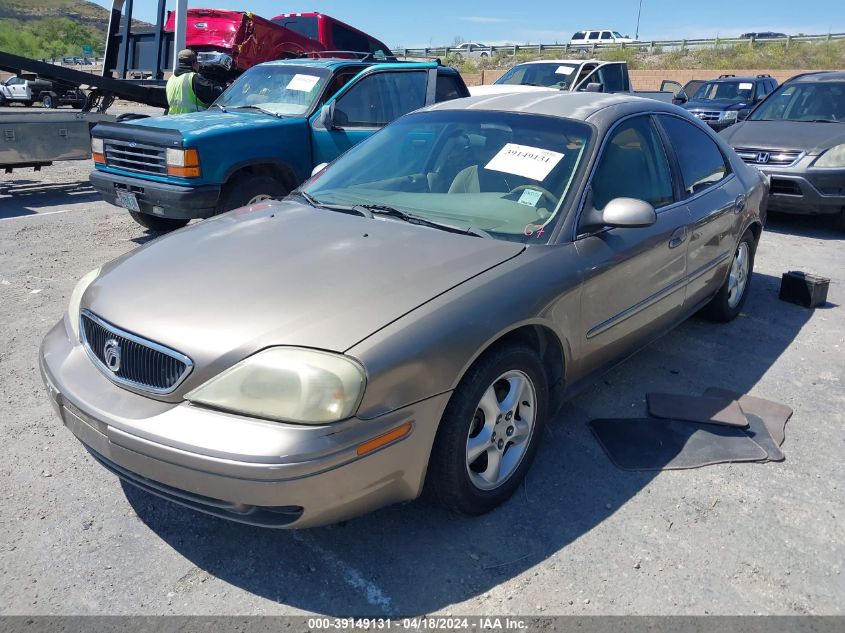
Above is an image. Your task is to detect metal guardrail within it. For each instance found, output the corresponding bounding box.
[399,33,845,59]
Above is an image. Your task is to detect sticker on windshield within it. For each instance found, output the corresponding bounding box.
[738,82,753,90]
[555,66,575,75]
[485,143,564,181]
[517,188,543,207]
[286,74,321,92]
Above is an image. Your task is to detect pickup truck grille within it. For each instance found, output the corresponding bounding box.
[104,139,167,175]
[80,311,192,394]
[734,148,804,167]
[688,109,721,122]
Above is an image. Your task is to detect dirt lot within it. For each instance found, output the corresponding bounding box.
[0,130,843,616]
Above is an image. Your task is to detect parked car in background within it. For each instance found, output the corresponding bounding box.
[0,74,86,109]
[740,32,787,39]
[42,92,767,528]
[570,30,635,47]
[89,58,468,231]
[451,42,492,59]
[679,74,778,130]
[469,60,675,102]
[721,71,845,228]
[272,12,394,59]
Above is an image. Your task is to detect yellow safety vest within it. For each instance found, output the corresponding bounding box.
[166,72,204,114]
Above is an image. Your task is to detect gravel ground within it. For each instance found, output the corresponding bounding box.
[0,127,843,616]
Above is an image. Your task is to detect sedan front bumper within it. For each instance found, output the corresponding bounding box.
[39,318,448,528]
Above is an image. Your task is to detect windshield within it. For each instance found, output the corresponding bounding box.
[495,63,581,89]
[215,65,331,116]
[693,81,754,103]
[300,110,592,243]
[750,81,845,122]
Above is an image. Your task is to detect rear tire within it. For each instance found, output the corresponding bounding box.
[702,229,756,322]
[41,93,56,108]
[425,343,548,515]
[217,174,288,213]
[128,211,189,232]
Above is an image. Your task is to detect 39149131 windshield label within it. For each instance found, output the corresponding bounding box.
[485,143,564,181]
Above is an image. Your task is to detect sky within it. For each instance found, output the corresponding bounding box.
[92,0,843,48]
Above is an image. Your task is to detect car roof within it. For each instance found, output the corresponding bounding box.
[513,59,599,66]
[261,58,437,70]
[711,76,767,82]
[424,91,670,120]
[788,70,845,83]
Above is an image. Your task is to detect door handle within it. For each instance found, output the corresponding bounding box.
[734,194,746,214]
[668,226,688,249]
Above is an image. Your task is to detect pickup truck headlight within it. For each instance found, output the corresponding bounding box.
[719,111,738,122]
[185,347,366,424]
[166,148,201,178]
[814,144,845,168]
[91,137,104,163]
[67,267,101,341]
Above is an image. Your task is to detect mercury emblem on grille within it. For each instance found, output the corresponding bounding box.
[103,339,122,372]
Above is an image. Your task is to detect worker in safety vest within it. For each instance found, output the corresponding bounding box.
[166,49,223,114]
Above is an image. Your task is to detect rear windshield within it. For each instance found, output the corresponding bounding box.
[272,16,319,41]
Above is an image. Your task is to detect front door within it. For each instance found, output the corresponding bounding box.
[571,114,690,381]
[310,68,432,166]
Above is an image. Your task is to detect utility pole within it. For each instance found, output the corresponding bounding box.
[635,0,644,40]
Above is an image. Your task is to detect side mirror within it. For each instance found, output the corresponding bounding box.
[311,162,328,177]
[583,197,656,230]
[585,82,604,93]
[319,102,336,129]
[673,90,688,105]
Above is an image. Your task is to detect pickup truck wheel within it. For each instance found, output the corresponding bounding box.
[0,93,6,106]
[128,211,189,232]
[41,93,57,109]
[23,100,33,107]
[218,175,288,213]
[425,343,548,515]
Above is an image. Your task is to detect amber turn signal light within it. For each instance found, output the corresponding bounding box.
[356,422,413,456]
[166,148,201,178]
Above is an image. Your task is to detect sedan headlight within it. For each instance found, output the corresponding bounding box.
[185,347,366,424]
[720,111,738,122]
[814,144,845,168]
[67,267,101,340]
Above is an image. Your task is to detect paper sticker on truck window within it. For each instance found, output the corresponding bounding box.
[286,74,320,92]
[485,143,564,181]
[738,82,753,90]
[556,66,575,75]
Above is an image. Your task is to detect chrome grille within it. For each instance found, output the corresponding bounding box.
[689,109,721,122]
[80,311,192,394]
[103,139,167,175]
[734,148,804,167]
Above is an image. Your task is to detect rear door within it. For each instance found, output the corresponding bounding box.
[572,114,690,379]
[310,66,432,165]
[656,113,742,307]
[575,63,626,92]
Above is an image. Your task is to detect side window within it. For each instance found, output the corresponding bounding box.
[659,115,729,196]
[435,74,464,102]
[596,65,625,92]
[332,23,369,52]
[319,68,363,106]
[601,31,612,40]
[588,31,600,40]
[572,32,585,40]
[590,116,674,211]
[334,71,427,128]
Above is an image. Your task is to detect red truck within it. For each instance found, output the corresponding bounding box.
[271,12,394,58]
[164,9,327,76]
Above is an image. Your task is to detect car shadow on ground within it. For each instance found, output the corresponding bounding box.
[124,270,813,616]
[0,178,100,217]
[764,212,844,241]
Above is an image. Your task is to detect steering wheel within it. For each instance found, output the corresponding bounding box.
[508,184,560,210]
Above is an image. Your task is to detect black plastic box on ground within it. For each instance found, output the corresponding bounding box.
[779,271,830,308]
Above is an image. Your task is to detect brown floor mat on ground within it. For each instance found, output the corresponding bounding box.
[646,393,749,427]
[703,387,792,446]
[589,418,768,471]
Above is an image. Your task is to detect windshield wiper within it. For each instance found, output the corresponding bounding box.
[294,191,372,218]
[354,203,490,238]
[210,103,226,112]
[798,118,840,123]
[228,105,280,117]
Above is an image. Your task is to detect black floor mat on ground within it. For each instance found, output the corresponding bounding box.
[589,418,769,471]
[703,387,792,446]
[646,393,749,427]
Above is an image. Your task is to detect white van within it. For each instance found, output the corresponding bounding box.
[570,30,635,47]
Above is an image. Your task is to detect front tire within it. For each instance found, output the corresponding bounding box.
[128,211,189,232]
[217,174,288,213]
[703,229,756,322]
[425,343,548,515]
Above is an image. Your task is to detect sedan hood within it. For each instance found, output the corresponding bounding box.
[721,120,845,154]
[84,199,524,372]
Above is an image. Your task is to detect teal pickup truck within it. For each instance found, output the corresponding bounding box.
[89,58,469,231]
